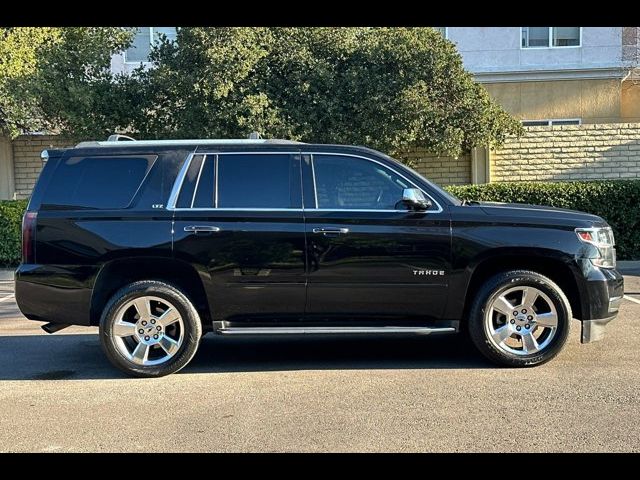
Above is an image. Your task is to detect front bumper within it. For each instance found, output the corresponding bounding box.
[579,264,624,344]
[581,312,619,343]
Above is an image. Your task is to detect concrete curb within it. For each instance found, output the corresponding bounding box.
[617,261,640,268]
[618,261,640,275]
[0,269,14,281]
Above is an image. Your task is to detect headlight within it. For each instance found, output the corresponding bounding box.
[575,227,616,269]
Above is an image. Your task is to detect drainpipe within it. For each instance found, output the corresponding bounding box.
[0,136,16,201]
[471,146,490,184]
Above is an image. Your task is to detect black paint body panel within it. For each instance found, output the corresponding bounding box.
[303,209,451,320]
[172,210,307,321]
[14,142,623,331]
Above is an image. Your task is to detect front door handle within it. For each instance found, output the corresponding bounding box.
[312,227,349,236]
[184,225,221,234]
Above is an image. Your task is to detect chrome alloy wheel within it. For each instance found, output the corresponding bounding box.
[111,296,184,366]
[484,286,559,356]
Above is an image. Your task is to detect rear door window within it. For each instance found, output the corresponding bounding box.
[42,155,157,209]
[217,154,299,209]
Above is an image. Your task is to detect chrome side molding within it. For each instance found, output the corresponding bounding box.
[184,225,221,234]
[216,326,456,335]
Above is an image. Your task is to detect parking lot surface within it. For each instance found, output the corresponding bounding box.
[0,274,639,452]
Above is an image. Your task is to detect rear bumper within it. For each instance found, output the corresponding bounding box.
[579,265,624,344]
[15,264,93,326]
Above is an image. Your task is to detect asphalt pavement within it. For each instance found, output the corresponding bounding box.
[0,273,639,452]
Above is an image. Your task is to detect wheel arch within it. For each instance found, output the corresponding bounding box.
[461,249,586,327]
[90,257,211,328]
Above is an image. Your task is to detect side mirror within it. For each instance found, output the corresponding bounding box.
[402,188,432,211]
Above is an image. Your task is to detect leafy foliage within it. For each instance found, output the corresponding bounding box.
[0,200,27,267]
[2,27,522,155]
[0,28,60,137]
[0,27,134,139]
[446,181,640,260]
[132,27,522,157]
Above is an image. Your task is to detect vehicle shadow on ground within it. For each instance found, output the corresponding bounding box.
[0,333,491,380]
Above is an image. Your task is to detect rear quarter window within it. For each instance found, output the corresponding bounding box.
[42,155,157,209]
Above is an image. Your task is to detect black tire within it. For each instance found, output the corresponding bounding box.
[99,280,202,378]
[468,270,571,367]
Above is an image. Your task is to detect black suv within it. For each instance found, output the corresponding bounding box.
[15,139,624,377]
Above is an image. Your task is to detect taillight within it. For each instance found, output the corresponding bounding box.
[22,211,37,264]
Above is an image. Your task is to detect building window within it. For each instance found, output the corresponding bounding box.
[124,27,177,63]
[433,27,447,39]
[522,119,581,127]
[521,27,581,48]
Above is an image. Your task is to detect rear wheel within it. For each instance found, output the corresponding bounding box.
[468,270,571,367]
[99,281,202,377]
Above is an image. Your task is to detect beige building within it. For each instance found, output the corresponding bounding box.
[439,27,640,125]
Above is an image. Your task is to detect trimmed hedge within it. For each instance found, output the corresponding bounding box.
[0,180,638,266]
[0,200,27,267]
[445,180,640,260]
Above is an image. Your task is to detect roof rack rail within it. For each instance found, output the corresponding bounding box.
[107,134,136,142]
[74,138,305,148]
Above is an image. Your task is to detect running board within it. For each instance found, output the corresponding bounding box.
[217,326,456,336]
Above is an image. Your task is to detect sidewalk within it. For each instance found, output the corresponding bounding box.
[2,262,639,282]
[0,269,14,281]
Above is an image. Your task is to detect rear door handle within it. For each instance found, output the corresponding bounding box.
[312,227,349,235]
[184,225,221,234]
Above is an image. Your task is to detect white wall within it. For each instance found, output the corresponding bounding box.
[110,53,152,76]
[109,27,625,77]
[447,27,623,73]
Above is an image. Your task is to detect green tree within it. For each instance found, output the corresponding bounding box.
[131,27,284,140]
[31,27,135,140]
[0,27,134,139]
[0,28,60,137]
[3,27,522,156]
[133,27,521,157]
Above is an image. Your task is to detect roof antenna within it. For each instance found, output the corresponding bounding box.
[248,131,262,140]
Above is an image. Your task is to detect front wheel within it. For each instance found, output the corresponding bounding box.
[468,270,571,367]
[99,280,202,377]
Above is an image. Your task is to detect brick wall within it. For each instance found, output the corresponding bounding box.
[398,149,472,185]
[7,124,640,200]
[13,135,72,199]
[491,123,640,182]
[622,27,640,62]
